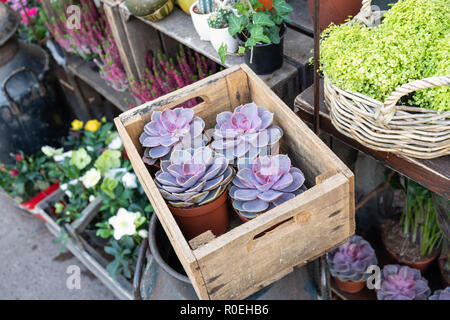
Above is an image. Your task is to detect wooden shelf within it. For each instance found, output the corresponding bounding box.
[294,80,450,199]
[65,55,133,113]
[119,5,302,91]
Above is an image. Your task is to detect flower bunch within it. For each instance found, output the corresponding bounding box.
[129,45,221,106]
[4,0,47,43]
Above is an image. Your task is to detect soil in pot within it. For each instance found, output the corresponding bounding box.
[169,189,229,240]
[333,276,366,294]
[237,24,286,75]
[307,0,362,33]
[381,220,441,273]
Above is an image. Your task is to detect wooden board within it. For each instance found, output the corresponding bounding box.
[115,65,355,299]
[294,80,450,199]
[35,190,134,300]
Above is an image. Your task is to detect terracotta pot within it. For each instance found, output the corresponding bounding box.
[233,207,284,239]
[307,0,362,33]
[384,244,440,273]
[169,190,229,240]
[333,276,366,294]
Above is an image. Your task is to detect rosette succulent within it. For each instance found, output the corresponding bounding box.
[377,265,431,300]
[429,287,450,300]
[211,103,283,164]
[139,108,207,165]
[327,235,378,282]
[155,146,234,208]
[229,154,305,220]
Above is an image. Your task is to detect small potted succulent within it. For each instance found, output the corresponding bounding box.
[154,146,234,240]
[139,108,208,167]
[229,154,305,221]
[327,235,377,294]
[210,102,283,165]
[225,0,293,74]
[429,287,450,300]
[377,265,431,300]
[208,7,238,55]
[190,0,217,41]
[381,180,442,272]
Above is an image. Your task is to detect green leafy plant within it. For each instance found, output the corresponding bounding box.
[320,0,450,112]
[208,8,233,29]
[401,180,443,256]
[94,150,122,175]
[104,237,139,279]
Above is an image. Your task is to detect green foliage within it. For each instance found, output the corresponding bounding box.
[208,8,233,29]
[94,150,121,175]
[402,180,443,256]
[320,0,450,112]
[100,177,118,199]
[218,43,228,64]
[70,148,92,170]
[104,237,139,279]
[228,0,292,48]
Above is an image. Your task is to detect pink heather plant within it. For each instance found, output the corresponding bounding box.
[129,46,220,106]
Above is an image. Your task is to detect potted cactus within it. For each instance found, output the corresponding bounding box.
[429,287,450,300]
[327,235,377,294]
[377,265,431,300]
[229,154,305,221]
[139,108,208,167]
[190,0,217,41]
[381,180,442,273]
[208,7,238,55]
[154,146,234,240]
[210,103,283,165]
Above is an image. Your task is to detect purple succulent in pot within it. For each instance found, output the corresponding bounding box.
[327,235,378,282]
[211,103,283,164]
[155,146,234,208]
[377,265,431,300]
[429,287,450,300]
[139,108,208,165]
[229,154,306,220]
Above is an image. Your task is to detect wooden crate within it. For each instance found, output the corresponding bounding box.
[114,64,355,300]
[35,190,134,300]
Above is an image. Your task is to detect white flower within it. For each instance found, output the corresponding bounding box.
[53,150,72,162]
[42,146,63,157]
[60,179,79,197]
[108,208,138,240]
[122,172,137,189]
[86,146,94,152]
[89,195,96,202]
[82,168,101,189]
[105,168,127,180]
[107,135,123,150]
[138,230,148,239]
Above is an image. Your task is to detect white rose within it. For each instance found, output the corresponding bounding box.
[108,208,138,240]
[53,150,72,162]
[42,146,63,157]
[107,135,123,150]
[122,172,137,189]
[138,230,148,239]
[82,168,101,189]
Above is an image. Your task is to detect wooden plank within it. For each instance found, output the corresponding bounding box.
[66,55,133,112]
[119,6,163,82]
[294,80,450,199]
[103,1,139,80]
[115,65,354,299]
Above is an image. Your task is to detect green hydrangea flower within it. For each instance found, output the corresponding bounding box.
[70,148,92,170]
[94,149,121,175]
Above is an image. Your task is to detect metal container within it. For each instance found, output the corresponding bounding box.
[0,3,68,163]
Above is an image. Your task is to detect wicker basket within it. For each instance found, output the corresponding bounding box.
[324,0,450,159]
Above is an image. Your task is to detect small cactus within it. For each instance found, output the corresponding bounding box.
[208,8,232,29]
[197,0,215,14]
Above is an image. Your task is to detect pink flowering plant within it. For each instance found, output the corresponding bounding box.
[5,0,47,43]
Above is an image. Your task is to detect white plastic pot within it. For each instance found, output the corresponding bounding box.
[190,1,211,41]
[209,27,238,54]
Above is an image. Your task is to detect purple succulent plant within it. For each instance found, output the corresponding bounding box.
[155,147,234,208]
[229,154,305,219]
[429,287,450,300]
[139,108,208,165]
[327,235,377,282]
[211,103,283,164]
[377,265,431,300]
